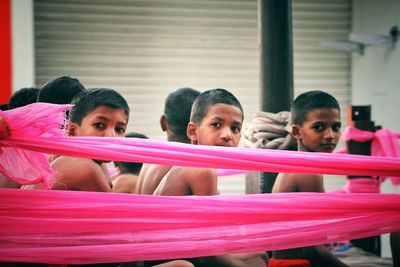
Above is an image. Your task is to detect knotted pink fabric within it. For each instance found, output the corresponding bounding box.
[343,125,400,185]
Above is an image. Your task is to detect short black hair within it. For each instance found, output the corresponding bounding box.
[190,88,243,124]
[0,104,8,111]
[8,87,39,109]
[37,76,85,104]
[115,132,148,175]
[291,90,340,125]
[69,88,130,125]
[164,87,200,138]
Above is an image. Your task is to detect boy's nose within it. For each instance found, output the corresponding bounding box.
[104,129,117,137]
[221,128,233,141]
[324,128,335,139]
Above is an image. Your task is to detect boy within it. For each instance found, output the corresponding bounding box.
[271,90,348,267]
[19,88,194,267]
[153,88,268,266]
[37,76,86,105]
[52,88,129,192]
[135,87,200,194]
[8,87,39,109]
[153,88,243,196]
[23,88,129,192]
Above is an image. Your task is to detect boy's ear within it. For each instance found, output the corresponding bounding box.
[67,122,78,136]
[160,115,167,132]
[187,122,198,144]
[291,124,302,141]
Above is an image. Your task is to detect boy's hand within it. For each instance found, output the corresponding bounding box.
[231,252,269,267]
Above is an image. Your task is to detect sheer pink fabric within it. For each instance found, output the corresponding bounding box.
[1,103,400,184]
[217,168,246,176]
[0,188,399,264]
[1,103,400,264]
[343,125,400,185]
[0,103,70,188]
[341,178,380,193]
[108,167,119,177]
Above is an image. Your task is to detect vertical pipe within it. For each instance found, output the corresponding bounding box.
[258,0,294,193]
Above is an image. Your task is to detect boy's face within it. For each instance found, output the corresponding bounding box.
[69,106,127,138]
[292,108,341,153]
[187,103,243,147]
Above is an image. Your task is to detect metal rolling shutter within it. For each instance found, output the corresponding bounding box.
[34,0,350,194]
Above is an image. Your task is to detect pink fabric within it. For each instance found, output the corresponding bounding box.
[0,103,71,188]
[3,135,400,177]
[0,104,400,264]
[217,168,246,176]
[0,188,399,264]
[343,125,400,185]
[342,178,380,193]
[108,167,119,177]
[373,129,400,184]
[342,126,375,142]
[0,103,400,186]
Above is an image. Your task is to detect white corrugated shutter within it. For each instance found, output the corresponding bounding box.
[292,0,351,193]
[293,0,351,121]
[34,0,350,195]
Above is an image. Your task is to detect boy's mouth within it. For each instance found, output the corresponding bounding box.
[321,142,335,146]
[216,143,233,147]
[320,143,336,150]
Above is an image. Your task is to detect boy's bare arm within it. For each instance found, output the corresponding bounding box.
[296,173,325,192]
[112,174,138,193]
[51,156,112,192]
[186,168,218,196]
[273,173,324,193]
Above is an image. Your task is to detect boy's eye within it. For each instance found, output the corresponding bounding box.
[332,124,341,132]
[211,122,221,128]
[231,126,241,133]
[116,127,126,134]
[312,124,324,132]
[93,122,105,130]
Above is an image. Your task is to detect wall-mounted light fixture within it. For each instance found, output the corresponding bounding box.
[320,25,399,55]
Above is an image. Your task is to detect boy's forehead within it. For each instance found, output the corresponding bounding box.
[205,103,244,119]
[305,107,340,119]
[87,106,128,122]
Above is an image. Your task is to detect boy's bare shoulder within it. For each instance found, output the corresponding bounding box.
[112,173,138,193]
[136,163,172,194]
[273,172,324,193]
[51,156,111,192]
[180,167,218,196]
[154,166,217,196]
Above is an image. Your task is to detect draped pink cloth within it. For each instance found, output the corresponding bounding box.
[217,168,246,176]
[341,178,380,193]
[343,125,400,185]
[0,103,70,188]
[1,103,400,264]
[0,188,399,264]
[108,166,245,177]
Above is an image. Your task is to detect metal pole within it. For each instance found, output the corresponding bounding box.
[258,0,293,193]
